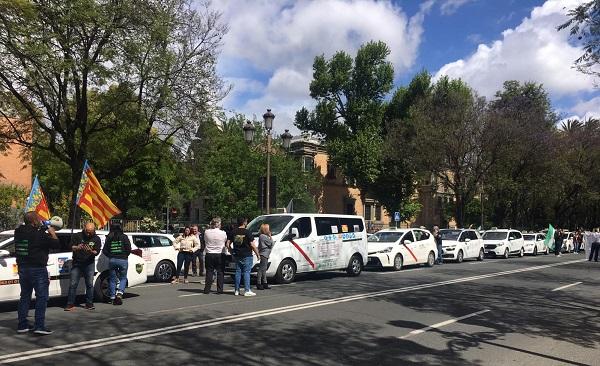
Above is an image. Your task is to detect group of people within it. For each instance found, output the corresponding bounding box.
[14,212,131,336]
[170,217,274,296]
[555,228,600,262]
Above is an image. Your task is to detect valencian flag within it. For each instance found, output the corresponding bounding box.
[76,160,121,227]
[544,224,555,251]
[24,175,51,219]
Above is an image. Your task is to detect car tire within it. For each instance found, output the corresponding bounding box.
[154,260,175,282]
[519,247,524,257]
[393,254,403,271]
[533,247,538,256]
[503,248,509,259]
[275,259,296,284]
[456,250,464,263]
[346,254,362,276]
[94,271,109,302]
[477,248,484,261]
[426,251,435,267]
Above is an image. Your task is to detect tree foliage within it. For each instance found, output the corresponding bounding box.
[558,1,600,79]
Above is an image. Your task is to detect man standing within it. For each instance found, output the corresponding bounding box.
[191,225,204,277]
[203,218,228,294]
[433,225,443,265]
[227,217,260,296]
[102,223,131,305]
[65,222,101,311]
[15,211,60,335]
[554,228,565,257]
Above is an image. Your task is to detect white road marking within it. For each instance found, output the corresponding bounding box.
[132,283,171,288]
[470,260,502,265]
[398,309,490,339]
[376,268,424,275]
[0,259,585,364]
[551,281,583,292]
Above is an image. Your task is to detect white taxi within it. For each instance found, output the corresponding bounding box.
[0,229,147,302]
[440,229,485,262]
[522,233,549,256]
[482,229,525,258]
[126,232,178,282]
[367,228,437,270]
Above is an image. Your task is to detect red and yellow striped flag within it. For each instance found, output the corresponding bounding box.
[76,160,121,227]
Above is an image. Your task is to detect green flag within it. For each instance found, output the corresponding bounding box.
[544,224,555,250]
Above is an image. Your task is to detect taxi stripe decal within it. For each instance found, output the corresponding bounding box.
[403,244,418,262]
[290,239,316,269]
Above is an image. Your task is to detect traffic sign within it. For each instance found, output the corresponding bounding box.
[394,212,400,222]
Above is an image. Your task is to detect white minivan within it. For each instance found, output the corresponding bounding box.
[366,228,438,270]
[227,214,368,284]
[482,229,525,258]
[127,232,178,282]
[440,229,485,262]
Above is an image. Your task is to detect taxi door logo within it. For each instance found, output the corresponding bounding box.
[136,263,143,274]
[12,264,18,275]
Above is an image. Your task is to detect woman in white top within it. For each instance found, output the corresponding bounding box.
[171,227,200,284]
[203,217,228,294]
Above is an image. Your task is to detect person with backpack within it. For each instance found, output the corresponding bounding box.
[102,222,131,305]
[226,217,260,296]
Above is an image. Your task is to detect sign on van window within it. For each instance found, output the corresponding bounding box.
[341,225,348,233]
[331,226,338,234]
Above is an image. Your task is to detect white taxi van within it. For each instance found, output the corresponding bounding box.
[126,232,178,282]
[482,229,525,258]
[233,214,368,284]
[366,228,437,270]
[440,228,485,262]
[0,229,147,302]
[522,232,549,256]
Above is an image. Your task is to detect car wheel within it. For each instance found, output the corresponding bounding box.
[456,250,464,263]
[477,248,484,261]
[154,260,175,282]
[533,247,537,256]
[275,259,296,284]
[519,247,524,257]
[426,251,435,267]
[503,248,509,259]
[94,271,109,302]
[393,254,403,271]
[347,255,362,276]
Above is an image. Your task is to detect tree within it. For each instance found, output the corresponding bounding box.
[558,1,600,79]
[0,183,26,231]
[0,0,228,225]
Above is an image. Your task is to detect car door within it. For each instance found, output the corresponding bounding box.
[467,230,479,257]
[51,233,75,297]
[400,231,418,265]
[132,235,156,276]
[0,240,21,301]
[289,216,319,272]
[414,229,432,262]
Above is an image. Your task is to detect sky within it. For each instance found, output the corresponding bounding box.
[211,0,599,134]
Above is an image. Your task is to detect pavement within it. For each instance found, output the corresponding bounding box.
[0,253,598,365]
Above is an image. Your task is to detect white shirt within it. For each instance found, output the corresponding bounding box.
[204,228,228,254]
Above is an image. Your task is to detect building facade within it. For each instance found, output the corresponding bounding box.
[0,118,31,190]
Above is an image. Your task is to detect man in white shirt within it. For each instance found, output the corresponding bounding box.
[203,217,228,294]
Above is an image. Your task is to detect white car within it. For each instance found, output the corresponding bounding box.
[561,232,575,253]
[440,229,485,262]
[482,229,525,258]
[367,228,437,270]
[0,229,148,302]
[127,232,178,282]
[522,233,549,255]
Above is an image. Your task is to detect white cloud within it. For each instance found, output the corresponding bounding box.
[565,96,600,121]
[440,0,474,15]
[435,0,595,98]
[213,0,432,133]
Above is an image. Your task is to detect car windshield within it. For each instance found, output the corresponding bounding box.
[368,232,404,243]
[523,234,535,241]
[247,215,293,236]
[483,232,508,240]
[440,230,461,240]
[0,234,13,243]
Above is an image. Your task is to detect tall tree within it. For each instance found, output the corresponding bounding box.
[0,0,228,225]
[558,1,600,79]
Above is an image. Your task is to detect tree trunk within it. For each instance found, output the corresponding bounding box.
[67,164,84,229]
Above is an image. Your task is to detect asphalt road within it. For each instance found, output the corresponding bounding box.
[0,253,598,366]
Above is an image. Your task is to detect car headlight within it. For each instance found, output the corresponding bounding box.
[377,247,394,253]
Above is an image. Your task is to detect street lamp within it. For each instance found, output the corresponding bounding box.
[263,109,275,214]
[281,129,293,150]
[243,120,256,143]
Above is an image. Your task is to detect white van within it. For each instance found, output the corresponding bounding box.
[0,229,148,302]
[482,229,525,258]
[227,214,368,284]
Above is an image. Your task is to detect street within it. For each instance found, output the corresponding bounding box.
[0,254,598,366]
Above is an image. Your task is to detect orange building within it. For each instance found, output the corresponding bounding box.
[0,118,32,190]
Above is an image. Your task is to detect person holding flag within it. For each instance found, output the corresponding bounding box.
[544,224,555,253]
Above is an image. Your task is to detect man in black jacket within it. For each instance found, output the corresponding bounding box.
[15,211,60,335]
[64,222,102,311]
[102,223,131,305]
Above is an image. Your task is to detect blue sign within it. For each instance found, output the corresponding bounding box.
[394,212,400,222]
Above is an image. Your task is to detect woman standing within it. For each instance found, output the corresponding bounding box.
[171,227,200,284]
[256,223,274,290]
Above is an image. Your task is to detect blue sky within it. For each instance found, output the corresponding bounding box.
[212,0,599,134]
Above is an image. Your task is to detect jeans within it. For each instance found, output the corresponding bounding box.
[589,242,599,262]
[108,258,128,299]
[234,256,253,292]
[555,241,563,256]
[67,262,95,305]
[175,251,193,278]
[191,250,204,275]
[17,267,49,331]
[436,243,444,264]
[204,253,225,293]
[257,255,269,285]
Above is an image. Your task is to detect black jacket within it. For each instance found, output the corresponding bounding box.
[14,224,60,268]
[102,232,131,259]
[70,232,102,266]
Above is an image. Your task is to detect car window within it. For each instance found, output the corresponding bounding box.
[523,234,535,241]
[290,217,312,238]
[469,231,479,240]
[315,217,339,236]
[1,240,15,256]
[368,232,404,243]
[133,236,153,248]
[458,232,467,242]
[513,232,522,239]
[440,230,461,240]
[339,217,364,232]
[483,232,508,240]
[403,231,415,243]
[154,236,172,247]
[538,234,545,241]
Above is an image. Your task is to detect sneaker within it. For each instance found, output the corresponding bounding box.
[171,278,179,284]
[256,285,264,290]
[184,279,189,284]
[64,305,76,312]
[17,326,31,334]
[113,295,123,306]
[33,328,53,335]
[557,254,562,257]
[244,291,256,297]
[85,303,95,310]
[263,285,271,290]
[234,290,239,296]
[203,290,210,294]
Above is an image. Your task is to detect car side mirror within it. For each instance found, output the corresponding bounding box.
[465,238,471,243]
[0,250,10,258]
[403,240,412,245]
[509,237,515,241]
[283,228,299,241]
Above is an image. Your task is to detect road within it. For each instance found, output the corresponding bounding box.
[0,253,598,365]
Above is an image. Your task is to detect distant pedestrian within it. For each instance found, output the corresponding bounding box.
[554,229,565,257]
[103,222,131,305]
[433,225,443,265]
[65,222,101,311]
[589,229,600,262]
[227,217,260,296]
[191,225,205,277]
[256,223,274,290]
[15,211,60,335]
[573,230,583,254]
[171,227,200,284]
[203,218,228,294]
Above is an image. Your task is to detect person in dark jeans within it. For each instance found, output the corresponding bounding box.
[102,223,131,305]
[589,239,600,262]
[227,217,260,296]
[15,211,60,335]
[191,225,205,276]
[65,222,102,311]
[257,223,273,290]
[203,218,227,294]
[433,225,443,264]
[554,229,565,257]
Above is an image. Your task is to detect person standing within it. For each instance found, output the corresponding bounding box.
[589,229,600,262]
[103,223,131,305]
[65,222,101,311]
[202,218,228,294]
[573,230,582,254]
[226,217,260,296]
[554,228,565,257]
[432,225,443,265]
[256,223,274,290]
[191,225,205,277]
[171,227,200,284]
[15,212,60,335]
